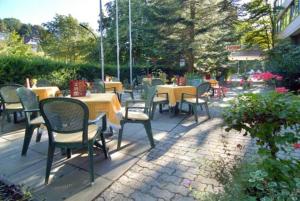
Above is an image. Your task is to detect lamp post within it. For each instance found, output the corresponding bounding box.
[116,0,120,80]
[128,0,133,85]
[79,23,103,80]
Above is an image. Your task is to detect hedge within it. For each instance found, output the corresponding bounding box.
[0,55,187,89]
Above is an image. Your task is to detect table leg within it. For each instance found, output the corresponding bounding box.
[102,115,113,138]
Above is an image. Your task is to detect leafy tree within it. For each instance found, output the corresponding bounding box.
[0,31,33,56]
[41,14,96,62]
[2,18,22,32]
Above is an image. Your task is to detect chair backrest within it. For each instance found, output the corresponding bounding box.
[40,98,89,143]
[16,87,39,111]
[123,79,133,89]
[151,78,164,86]
[196,82,211,97]
[93,79,105,93]
[144,86,157,114]
[111,77,119,81]
[36,79,51,87]
[0,84,23,104]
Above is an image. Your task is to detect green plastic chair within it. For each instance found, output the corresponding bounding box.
[0,84,24,132]
[93,79,116,94]
[17,87,45,156]
[123,79,134,100]
[151,78,164,86]
[151,90,169,120]
[118,86,156,149]
[180,82,211,122]
[39,97,107,184]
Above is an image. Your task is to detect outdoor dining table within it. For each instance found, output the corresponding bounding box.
[30,86,60,100]
[71,93,122,129]
[157,84,196,107]
[104,81,123,93]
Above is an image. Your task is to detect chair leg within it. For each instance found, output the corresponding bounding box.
[66,148,72,159]
[13,112,18,123]
[88,142,95,183]
[36,127,42,142]
[144,121,155,148]
[99,130,108,159]
[130,92,134,100]
[45,145,55,184]
[159,104,163,113]
[117,122,125,149]
[192,104,198,122]
[204,103,211,119]
[1,111,6,132]
[21,126,34,156]
[151,103,156,120]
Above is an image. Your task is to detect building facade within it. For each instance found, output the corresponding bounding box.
[275,0,300,43]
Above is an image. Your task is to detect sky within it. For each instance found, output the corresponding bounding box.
[0,0,111,31]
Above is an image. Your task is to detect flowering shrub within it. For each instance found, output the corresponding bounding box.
[223,92,300,158]
[275,87,289,94]
[253,72,283,81]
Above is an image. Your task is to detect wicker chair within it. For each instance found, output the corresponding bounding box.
[17,87,44,156]
[0,84,24,132]
[180,82,211,122]
[118,86,156,149]
[39,98,107,184]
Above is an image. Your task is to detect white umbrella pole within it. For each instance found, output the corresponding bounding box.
[116,0,120,80]
[99,0,105,80]
[129,0,133,85]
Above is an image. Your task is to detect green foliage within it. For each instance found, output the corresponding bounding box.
[0,55,184,89]
[223,92,300,158]
[0,31,34,57]
[266,39,300,91]
[40,14,96,62]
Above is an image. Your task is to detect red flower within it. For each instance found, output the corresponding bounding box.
[275,87,288,94]
[293,143,300,149]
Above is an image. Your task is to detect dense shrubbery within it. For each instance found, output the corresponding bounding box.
[266,39,300,92]
[0,55,186,89]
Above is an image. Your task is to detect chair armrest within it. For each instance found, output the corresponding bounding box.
[24,109,40,113]
[88,112,106,125]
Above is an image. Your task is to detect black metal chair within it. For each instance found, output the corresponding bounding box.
[180,82,211,122]
[16,87,44,156]
[0,84,24,132]
[118,86,156,149]
[39,97,107,184]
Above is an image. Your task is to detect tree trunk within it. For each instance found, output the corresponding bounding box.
[187,0,196,72]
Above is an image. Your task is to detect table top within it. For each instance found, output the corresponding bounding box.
[157,84,195,89]
[71,93,117,103]
[30,86,60,90]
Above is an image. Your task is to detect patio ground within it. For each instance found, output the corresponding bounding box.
[0,85,263,201]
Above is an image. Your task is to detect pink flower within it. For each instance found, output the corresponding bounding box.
[275,87,288,94]
[293,143,300,149]
[274,75,283,81]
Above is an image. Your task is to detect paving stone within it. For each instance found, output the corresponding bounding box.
[171,194,196,201]
[150,186,174,200]
[130,190,157,201]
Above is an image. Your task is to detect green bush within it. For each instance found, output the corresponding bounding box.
[223,92,300,158]
[0,55,186,89]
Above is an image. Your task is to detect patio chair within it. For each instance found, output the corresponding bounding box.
[118,86,156,149]
[36,79,51,87]
[0,84,24,132]
[111,76,119,81]
[93,79,117,94]
[123,79,134,100]
[40,98,107,184]
[16,87,44,156]
[151,89,169,120]
[180,82,211,122]
[151,78,164,86]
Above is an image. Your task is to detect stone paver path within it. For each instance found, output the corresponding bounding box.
[0,85,264,201]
